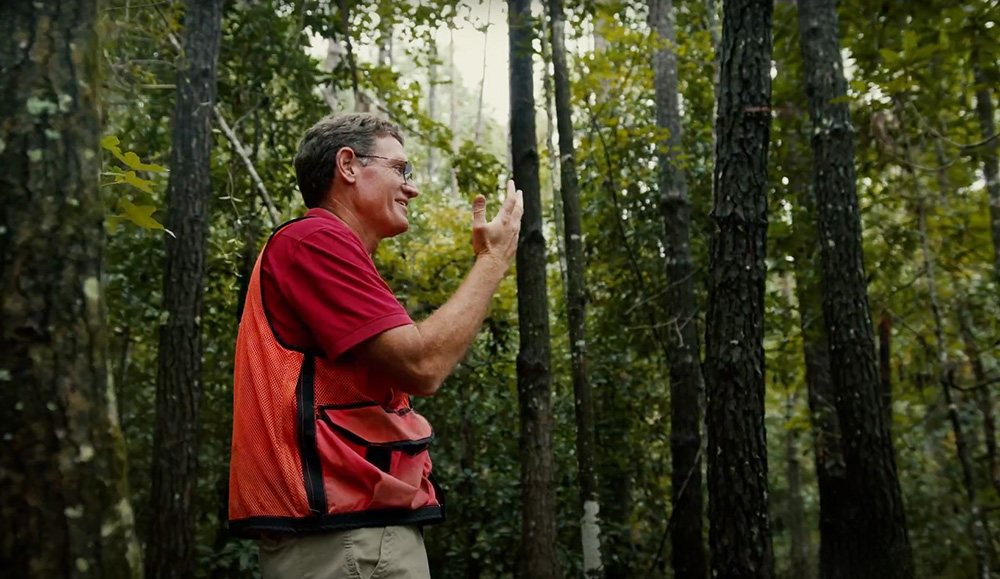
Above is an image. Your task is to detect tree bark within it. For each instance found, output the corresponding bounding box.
[0,1,139,576]
[474,4,491,146]
[796,0,915,577]
[509,1,558,578]
[785,392,811,579]
[648,1,707,578]
[539,13,568,289]
[785,114,852,579]
[703,0,775,577]
[147,1,222,578]
[547,0,603,575]
[449,28,459,198]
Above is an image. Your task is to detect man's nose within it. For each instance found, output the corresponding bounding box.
[403,182,419,199]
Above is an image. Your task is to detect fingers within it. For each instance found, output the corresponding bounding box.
[501,180,517,215]
[502,179,524,219]
[472,194,487,228]
[511,188,524,222]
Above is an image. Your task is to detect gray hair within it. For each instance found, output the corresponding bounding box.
[293,113,404,208]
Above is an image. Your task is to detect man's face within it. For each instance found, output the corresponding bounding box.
[353,135,419,240]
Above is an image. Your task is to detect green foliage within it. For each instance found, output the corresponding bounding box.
[95,0,1000,577]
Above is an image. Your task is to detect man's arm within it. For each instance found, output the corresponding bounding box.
[353,180,523,396]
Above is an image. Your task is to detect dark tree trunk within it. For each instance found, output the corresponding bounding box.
[0,1,138,577]
[508,1,559,578]
[785,392,811,579]
[703,0,775,577]
[796,0,914,577]
[786,119,852,579]
[147,2,223,578]
[547,0,603,575]
[648,1,707,578]
[539,13,568,287]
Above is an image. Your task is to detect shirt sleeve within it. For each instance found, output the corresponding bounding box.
[268,227,414,360]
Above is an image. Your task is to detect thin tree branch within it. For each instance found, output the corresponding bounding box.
[214,106,280,226]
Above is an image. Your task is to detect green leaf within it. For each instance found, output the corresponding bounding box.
[101,134,167,173]
[120,171,155,193]
[120,151,167,173]
[118,199,174,237]
[879,48,900,66]
[100,135,122,153]
[104,214,122,233]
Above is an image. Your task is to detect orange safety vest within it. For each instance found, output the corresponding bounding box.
[228,221,444,537]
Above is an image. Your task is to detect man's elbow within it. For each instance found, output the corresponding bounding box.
[405,363,444,397]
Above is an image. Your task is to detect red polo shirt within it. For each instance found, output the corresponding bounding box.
[260,207,413,363]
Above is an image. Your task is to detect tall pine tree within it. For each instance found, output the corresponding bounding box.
[147,1,223,578]
[0,1,139,576]
[648,0,707,577]
[704,0,776,577]
[547,0,604,574]
[509,1,558,577]
[797,0,915,576]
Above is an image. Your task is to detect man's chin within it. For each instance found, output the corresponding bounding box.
[387,222,409,237]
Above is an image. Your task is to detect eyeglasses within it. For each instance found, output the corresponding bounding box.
[357,155,414,184]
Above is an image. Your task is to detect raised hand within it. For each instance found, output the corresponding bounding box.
[471,179,523,268]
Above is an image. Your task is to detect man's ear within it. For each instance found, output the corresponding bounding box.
[335,147,358,184]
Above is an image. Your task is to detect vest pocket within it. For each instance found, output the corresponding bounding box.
[316,403,436,512]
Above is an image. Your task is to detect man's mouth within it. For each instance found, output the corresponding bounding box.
[395,200,408,210]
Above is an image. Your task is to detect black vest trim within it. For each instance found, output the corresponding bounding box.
[228,505,445,539]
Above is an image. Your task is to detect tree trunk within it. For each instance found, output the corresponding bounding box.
[449,28,459,198]
[474,5,491,146]
[539,13,568,288]
[703,0,775,577]
[0,1,139,577]
[509,1,559,578]
[147,2,222,578]
[786,117,852,579]
[785,392,811,579]
[796,0,914,577]
[648,1,707,578]
[547,0,603,575]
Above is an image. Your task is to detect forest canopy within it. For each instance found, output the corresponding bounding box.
[1,0,999,578]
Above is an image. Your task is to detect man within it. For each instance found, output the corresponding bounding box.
[228,113,522,578]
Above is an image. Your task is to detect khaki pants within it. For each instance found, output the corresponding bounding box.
[259,526,431,579]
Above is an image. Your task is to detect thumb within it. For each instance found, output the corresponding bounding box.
[472,194,487,228]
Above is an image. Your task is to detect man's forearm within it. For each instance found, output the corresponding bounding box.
[413,255,509,388]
